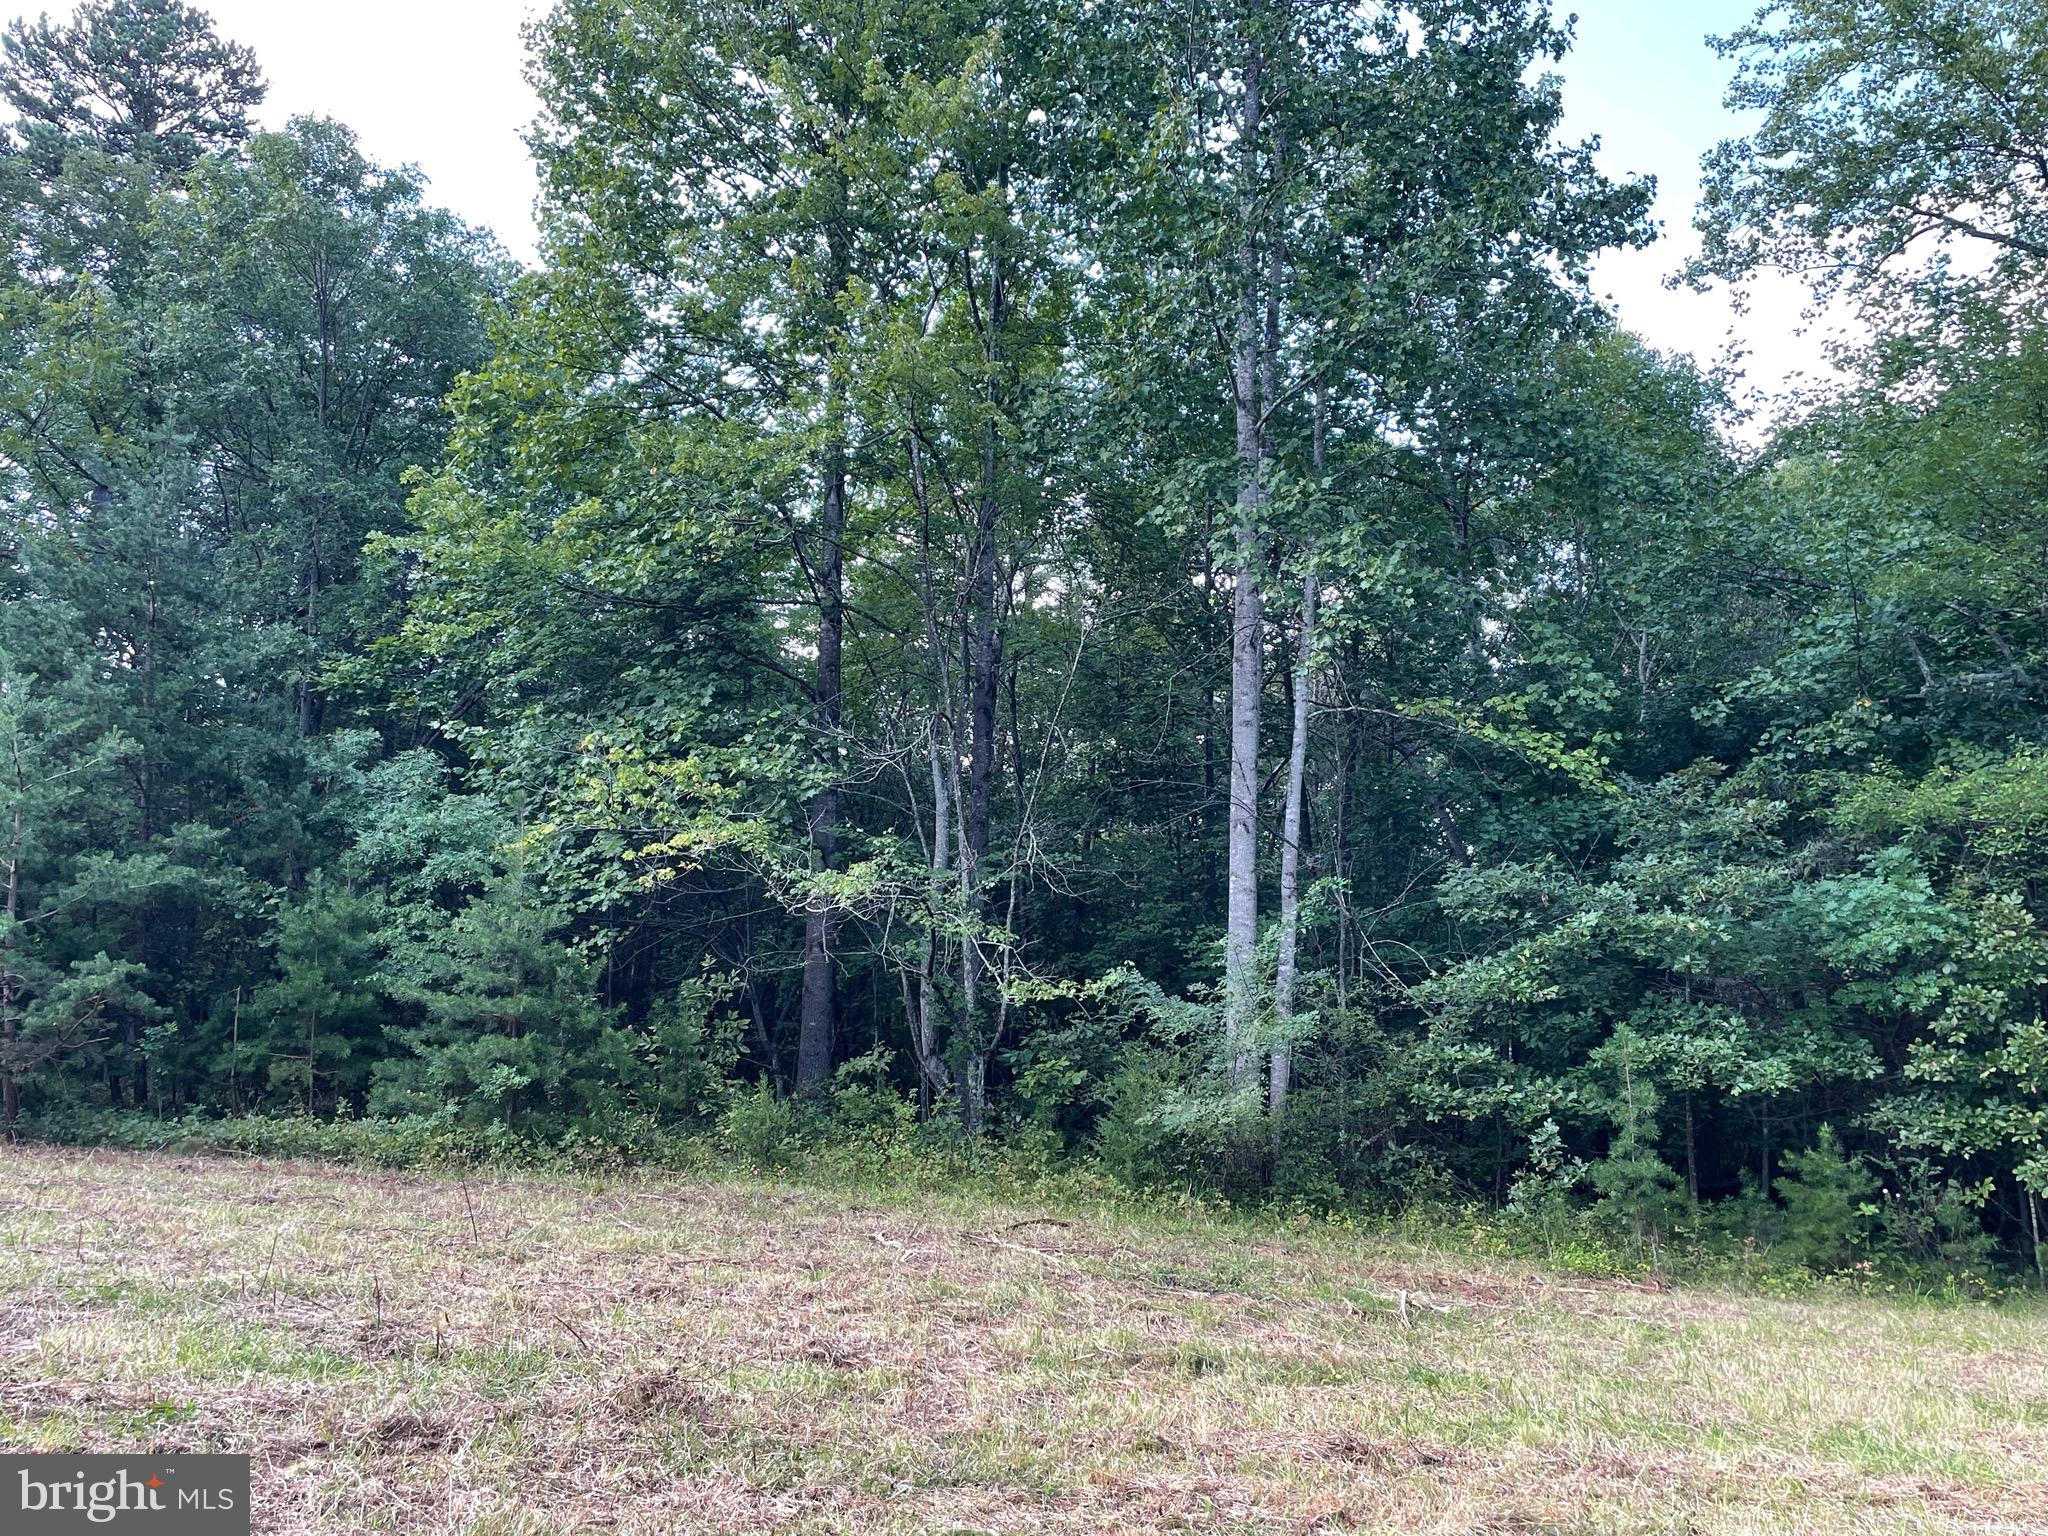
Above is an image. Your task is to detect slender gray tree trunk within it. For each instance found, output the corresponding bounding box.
[2,798,20,1140]
[907,433,964,1120]
[2028,1184,2044,1290]
[1270,562,1315,1127]
[913,733,955,1111]
[1223,44,1266,1091]
[794,427,845,1099]
[1268,369,1321,1157]
[959,243,1007,1138]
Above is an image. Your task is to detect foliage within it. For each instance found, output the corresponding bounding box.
[246,877,383,1114]
[5,0,2048,1290]
[1,0,264,172]
[372,878,637,1132]
[1775,1125,1880,1271]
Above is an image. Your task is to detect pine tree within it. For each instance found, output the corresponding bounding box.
[247,878,383,1115]
[373,878,633,1132]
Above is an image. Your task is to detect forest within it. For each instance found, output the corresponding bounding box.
[2,0,2046,1288]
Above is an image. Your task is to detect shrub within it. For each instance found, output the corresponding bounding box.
[1872,1156,2000,1280]
[1506,1119,1589,1260]
[718,1081,809,1171]
[829,1045,916,1132]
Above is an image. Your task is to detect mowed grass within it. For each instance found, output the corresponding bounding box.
[1,1148,2044,1535]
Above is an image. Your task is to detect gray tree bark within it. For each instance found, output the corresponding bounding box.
[1271,391,1324,1133]
[2,796,19,1141]
[1223,42,1266,1091]
[794,426,845,1100]
[1270,566,1315,1122]
[958,234,1009,1138]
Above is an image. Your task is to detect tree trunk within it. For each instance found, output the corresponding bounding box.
[1389,726,1472,867]
[227,986,241,1116]
[2030,1188,2045,1290]
[960,1051,987,1139]
[1223,42,1266,1091]
[1684,1089,1700,1213]
[912,734,956,1111]
[1201,537,1221,921]
[953,200,1012,1137]
[1,800,20,1141]
[301,251,333,741]
[794,205,855,1099]
[905,431,965,1119]
[1270,383,1321,1141]
[795,423,847,1100]
[5,1016,22,1139]
[1270,564,1315,1127]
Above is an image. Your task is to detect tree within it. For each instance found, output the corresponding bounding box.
[174,117,502,736]
[5,0,2047,1278]
[247,878,382,1114]
[1086,0,1648,1112]
[0,665,131,1136]
[0,8,496,1127]
[16,954,169,1114]
[1,0,264,172]
[1775,1125,1879,1271]
[1696,0,2048,361]
[374,876,634,1132]
[506,0,925,1099]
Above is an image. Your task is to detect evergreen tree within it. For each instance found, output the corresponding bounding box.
[1,0,263,171]
[1775,1125,1879,1271]
[373,877,634,1132]
[247,877,383,1115]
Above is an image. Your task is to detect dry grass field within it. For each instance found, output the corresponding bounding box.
[1,1145,2044,1535]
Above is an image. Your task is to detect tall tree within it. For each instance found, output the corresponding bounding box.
[1,0,263,172]
[1696,0,2048,363]
[0,8,495,1127]
[1088,0,1647,1111]
[511,0,921,1098]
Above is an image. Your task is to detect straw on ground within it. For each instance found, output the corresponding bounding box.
[2,1146,2044,1534]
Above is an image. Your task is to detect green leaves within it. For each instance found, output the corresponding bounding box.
[1,0,264,174]
[1696,0,2048,350]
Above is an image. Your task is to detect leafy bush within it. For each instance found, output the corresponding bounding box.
[718,1081,810,1171]
[1871,1156,2000,1281]
[1506,1119,1589,1260]
[631,980,745,1125]
[829,1045,917,1132]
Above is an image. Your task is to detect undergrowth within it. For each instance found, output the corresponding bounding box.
[21,1102,2039,1305]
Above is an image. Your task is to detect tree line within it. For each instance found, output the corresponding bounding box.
[4,0,2046,1280]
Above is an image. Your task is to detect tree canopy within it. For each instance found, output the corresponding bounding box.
[4,0,2046,1286]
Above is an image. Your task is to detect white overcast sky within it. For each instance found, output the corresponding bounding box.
[3,0,1838,409]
